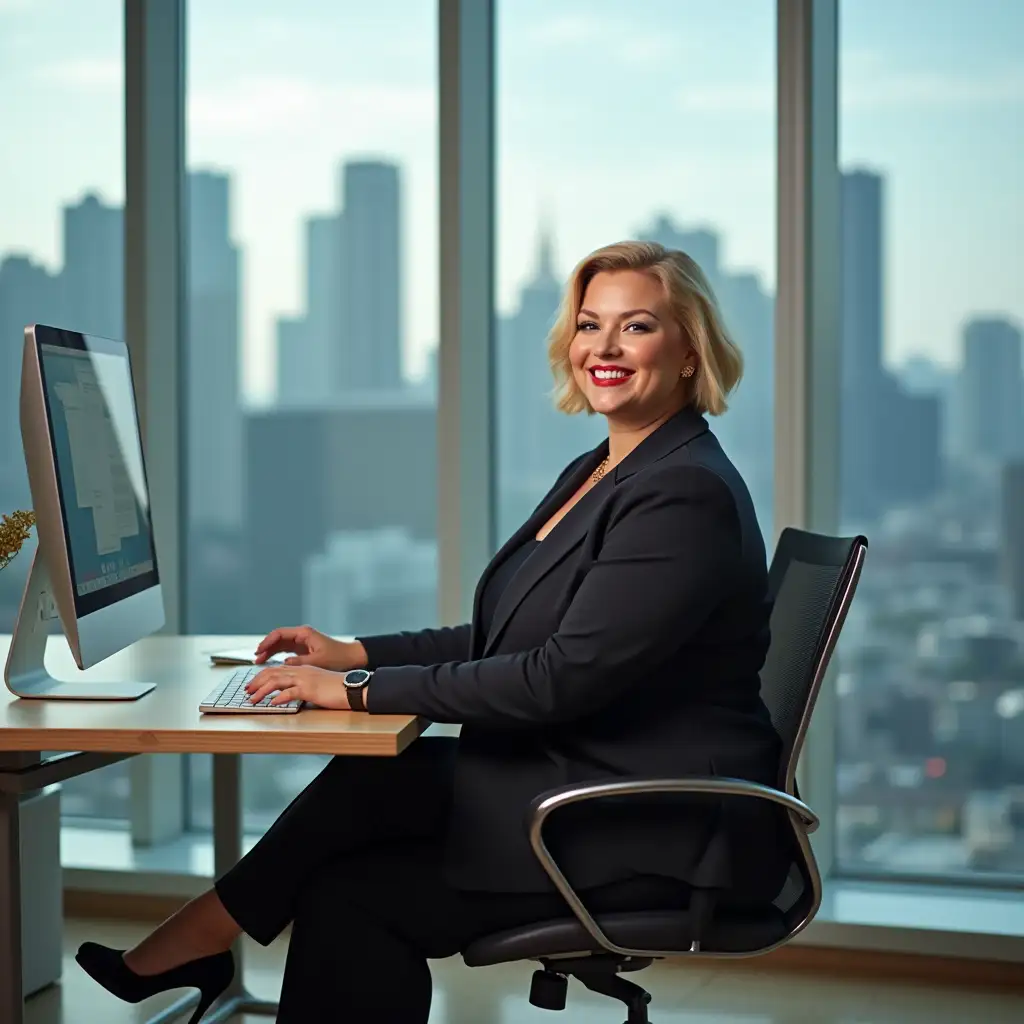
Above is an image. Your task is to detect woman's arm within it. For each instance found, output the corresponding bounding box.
[364,465,744,725]
[357,624,472,669]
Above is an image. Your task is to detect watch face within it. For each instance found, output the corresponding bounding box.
[344,669,371,688]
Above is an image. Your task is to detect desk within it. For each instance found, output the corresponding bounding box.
[0,634,426,1024]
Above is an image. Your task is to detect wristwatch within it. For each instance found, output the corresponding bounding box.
[342,669,373,711]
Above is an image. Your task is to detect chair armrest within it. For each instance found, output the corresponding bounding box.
[531,777,819,835]
[525,776,819,960]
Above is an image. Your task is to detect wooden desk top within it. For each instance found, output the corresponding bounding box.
[0,635,426,757]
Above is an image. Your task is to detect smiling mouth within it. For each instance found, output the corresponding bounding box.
[588,366,635,388]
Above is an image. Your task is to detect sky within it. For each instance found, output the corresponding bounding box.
[1,0,1021,401]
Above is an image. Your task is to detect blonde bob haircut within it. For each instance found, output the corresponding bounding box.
[548,240,743,417]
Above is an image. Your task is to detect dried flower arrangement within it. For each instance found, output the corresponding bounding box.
[0,510,36,572]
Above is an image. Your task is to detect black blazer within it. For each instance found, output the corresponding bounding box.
[363,406,789,900]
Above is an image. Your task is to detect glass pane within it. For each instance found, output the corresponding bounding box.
[837,1,1024,879]
[496,0,776,542]
[0,0,129,822]
[185,1,438,832]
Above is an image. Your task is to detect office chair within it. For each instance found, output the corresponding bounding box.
[462,528,868,1023]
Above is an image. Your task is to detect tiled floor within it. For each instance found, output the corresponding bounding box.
[21,917,1024,1023]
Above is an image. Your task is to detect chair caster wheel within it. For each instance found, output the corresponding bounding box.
[530,968,568,1010]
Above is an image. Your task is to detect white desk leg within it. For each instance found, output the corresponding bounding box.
[0,754,25,1024]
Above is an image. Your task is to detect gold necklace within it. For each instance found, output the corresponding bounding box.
[592,456,611,483]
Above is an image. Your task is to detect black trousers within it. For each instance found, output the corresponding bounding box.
[215,736,689,1022]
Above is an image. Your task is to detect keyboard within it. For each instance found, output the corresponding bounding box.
[199,666,303,714]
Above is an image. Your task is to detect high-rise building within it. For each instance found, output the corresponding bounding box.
[303,527,436,636]
[306,213,341,397]
[840,171,884,521]
[243,394,436,630]
[0,254,62,628]
[638,214,775,532]
[276,316,308,404]
[337,161,402,391]
[839,169,943,521]
[277,213,342,405]
[962,317,1024,463]
[1001,462,1024,621]
[642,216,722,295]
[61,193,123,340]
[841,172,884,396]
[876,374,943,505]
[496,227,603,541]
[187,171,242,530]
[0,255,62,497]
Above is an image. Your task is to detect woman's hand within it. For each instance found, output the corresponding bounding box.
[253,625,367,673]
[245,665,361,710]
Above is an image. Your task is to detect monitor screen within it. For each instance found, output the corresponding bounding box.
[35,329,160,618]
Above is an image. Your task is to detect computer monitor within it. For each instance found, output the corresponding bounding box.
[3,324,163,699]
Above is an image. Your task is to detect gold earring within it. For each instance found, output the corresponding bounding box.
[680,366,695,378]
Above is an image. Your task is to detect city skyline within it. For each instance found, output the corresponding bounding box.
[3,161,1019,408]
[2,158,1024,880]
[2,0,1023,402]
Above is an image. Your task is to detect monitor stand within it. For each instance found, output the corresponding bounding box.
[4,550,155,700]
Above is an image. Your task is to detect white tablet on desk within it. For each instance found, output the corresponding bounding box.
[207,648,288,666]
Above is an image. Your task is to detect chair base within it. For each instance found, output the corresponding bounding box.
[577,970,651,1024]
[533,957,653,1024]
[143,988,277,1023]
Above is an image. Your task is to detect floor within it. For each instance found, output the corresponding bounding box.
[21,917,1024,1023]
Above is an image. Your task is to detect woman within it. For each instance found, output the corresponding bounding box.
[77,241,790,1022]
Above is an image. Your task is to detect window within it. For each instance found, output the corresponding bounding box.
[836,0,1024,879]
[0,0,130,823]
[496,0,777,542]
[185,0,438,832]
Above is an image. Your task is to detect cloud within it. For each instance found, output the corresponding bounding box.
[842,49,1024,109]
[527,11,682,63]
[189,75,434,138]
[844,67,1024,110]
[33,57,122,91]
[676,83,773,115]
[620,35,683,65]
[527,13,604,48]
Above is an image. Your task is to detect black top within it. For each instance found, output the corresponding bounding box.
[479,539,541,637]
[360,405,787,902]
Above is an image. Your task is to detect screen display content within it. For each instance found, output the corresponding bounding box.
[37,333,159,617]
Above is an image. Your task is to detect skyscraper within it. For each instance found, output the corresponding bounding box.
[337,161,402,391]
[638,214,775,532]
[840,171,884,520]
[277,213,342,405]
[838,169,942,521]
[187,171,242,529]
[0,255,64,628]
[306,213,341,397]
[641,216,722,295]
[0,256,62,498]
[841,172,884,396]
[243,394,436,629]
[496,226,603,541]
[962,317,1024,463]
[61,193,123,340]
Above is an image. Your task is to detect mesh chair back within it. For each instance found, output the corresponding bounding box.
[760,529,868,795]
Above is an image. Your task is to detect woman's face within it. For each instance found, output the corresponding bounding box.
[569,269,694,426]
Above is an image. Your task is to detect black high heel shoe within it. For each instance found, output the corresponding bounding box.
[75,942,234,1024]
